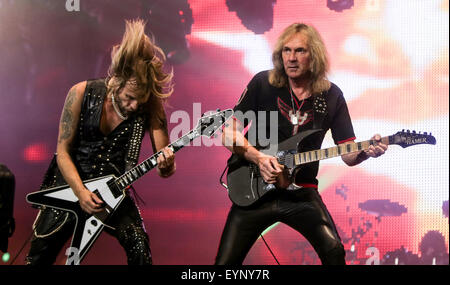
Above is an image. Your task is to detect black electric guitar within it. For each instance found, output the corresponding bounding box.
[26,109,233,265]
[226,129,436,207]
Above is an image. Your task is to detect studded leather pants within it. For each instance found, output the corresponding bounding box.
[215,188,346,265]
[26,195,152,265]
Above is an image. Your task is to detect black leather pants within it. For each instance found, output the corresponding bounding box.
[215,188,346,265]
[26,195,152,265]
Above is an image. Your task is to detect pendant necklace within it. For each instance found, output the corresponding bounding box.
[289,85,305,126]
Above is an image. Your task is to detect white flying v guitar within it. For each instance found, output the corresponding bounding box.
[26,109,234,265]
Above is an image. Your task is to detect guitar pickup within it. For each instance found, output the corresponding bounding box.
[107,178,123,199]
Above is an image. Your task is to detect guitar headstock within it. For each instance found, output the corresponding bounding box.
[391,130,436,148]
[195,109,234,137]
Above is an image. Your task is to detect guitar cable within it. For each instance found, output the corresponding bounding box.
[7,209,43,265]
[8,227,34,265]
[9,206,118,265]
[8,204,73,264]
[219,164,229,190]
[219,165,281,265]
[259,234,281,265]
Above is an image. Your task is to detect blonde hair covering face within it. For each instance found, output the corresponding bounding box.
[107,19,174,103]
[269,23,331,94]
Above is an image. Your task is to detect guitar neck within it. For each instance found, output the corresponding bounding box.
[114,129,200,189]
[292,136,391,166]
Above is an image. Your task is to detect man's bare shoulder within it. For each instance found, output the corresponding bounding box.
[71,81,87,96]
[62,81,88,104]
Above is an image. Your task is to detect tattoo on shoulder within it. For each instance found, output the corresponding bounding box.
[58,87,77,143]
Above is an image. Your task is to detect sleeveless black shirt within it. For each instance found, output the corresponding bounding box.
[41,79,147,189]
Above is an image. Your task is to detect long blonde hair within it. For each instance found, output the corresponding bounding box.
[107,19,174,103]
[269,23,330,93]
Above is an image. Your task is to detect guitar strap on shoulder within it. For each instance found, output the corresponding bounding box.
[122,115,147,207]
[312,91,328,130]
[124,115,146,172]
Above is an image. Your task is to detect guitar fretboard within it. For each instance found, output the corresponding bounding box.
[289,136,391,166]
[114,129,200,189]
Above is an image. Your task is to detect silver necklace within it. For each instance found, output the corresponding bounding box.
[111,93,128,120]
[288,85,305,125]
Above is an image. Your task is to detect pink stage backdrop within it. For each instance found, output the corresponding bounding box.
[0,0,448,265]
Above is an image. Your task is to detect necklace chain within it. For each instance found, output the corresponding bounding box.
[289,85,306,126]
[111,93,128,120]
[289,85,306,112]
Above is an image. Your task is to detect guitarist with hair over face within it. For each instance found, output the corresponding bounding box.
[216,23,388,265]
[26,19,176,265]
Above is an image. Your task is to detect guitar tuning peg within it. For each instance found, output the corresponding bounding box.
[216,108,220,112]
[424,132,428,135]
[412,130,416,134]
[406,130,410,133]
[402,129,405,132]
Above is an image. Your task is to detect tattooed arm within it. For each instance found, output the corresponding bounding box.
[56,81,103,214]
[148,97,176,178]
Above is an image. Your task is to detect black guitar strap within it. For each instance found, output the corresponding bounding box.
[123,115,147,207]
[124,115,146,172]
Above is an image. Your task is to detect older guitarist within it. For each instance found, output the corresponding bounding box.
[216,23,387,265]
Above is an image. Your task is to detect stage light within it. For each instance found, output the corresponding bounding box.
[22,143,51,163]
[142,0,193,65]
[226,0,276,35]
[2,252,10,263]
